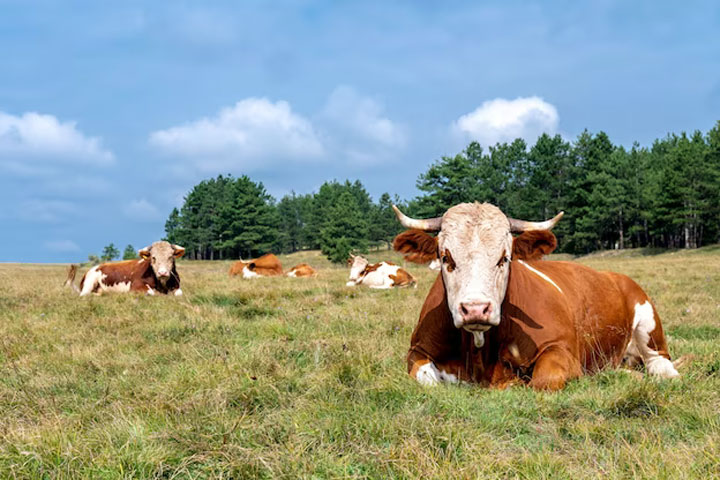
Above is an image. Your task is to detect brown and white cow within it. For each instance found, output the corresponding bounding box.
[346,254,416,289]
[286,263,317,278]
[392,202,679,390]
[228,253,284,278]
[65,241,185,296]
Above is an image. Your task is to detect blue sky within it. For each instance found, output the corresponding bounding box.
[1,1,718,262]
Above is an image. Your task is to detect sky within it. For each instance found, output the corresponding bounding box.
[1,0,719,262]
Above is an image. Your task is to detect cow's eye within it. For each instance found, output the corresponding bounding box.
[497,255,509,267]
[442,250,456,272]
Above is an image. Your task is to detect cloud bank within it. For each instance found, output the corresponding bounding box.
[149,98,324,172]
[0,111,114,169]
[149,88,407,172]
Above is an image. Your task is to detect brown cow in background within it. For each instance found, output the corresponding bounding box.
[286,263,317,277]
[65,241,185,296]
[229,254,284,278]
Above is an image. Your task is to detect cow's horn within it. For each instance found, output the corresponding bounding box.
[392,205,442,232]
[508,211,564,233]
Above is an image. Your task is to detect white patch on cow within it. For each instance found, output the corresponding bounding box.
[630,301,679,378]
[472,330,485,348]
[102,281,131,293]
[146,285,156,295]
[173,288,183,296]
[287,270,297,277]
[345,280,356,287]
[415,362,459,386]
[517,260,563,294]
[79,266,104,296]
[362,263,402,289]
[428,258,441,271]
[242,267,260,278]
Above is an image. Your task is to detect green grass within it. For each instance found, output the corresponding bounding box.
[0,248,719,479]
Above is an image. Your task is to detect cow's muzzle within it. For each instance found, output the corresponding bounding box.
[458,301,497,327]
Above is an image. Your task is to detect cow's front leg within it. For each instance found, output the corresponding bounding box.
[408,350,467,386]
[528,347,582,391]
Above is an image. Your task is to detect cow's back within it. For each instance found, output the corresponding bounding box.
[254,254,283,276]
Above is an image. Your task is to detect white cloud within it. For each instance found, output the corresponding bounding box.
[45,240,81,253]
[452,96,559,147]
[0,111,114,168]
[321,86,406,149]
[149,98,324,172]
[123,198,163,222]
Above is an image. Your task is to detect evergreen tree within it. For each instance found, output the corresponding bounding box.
[277,192,312,253]
[319,190,370,263]
[101,243,119,262]
[122,244,137,260]
[369,193,405,249]
[165,175,279,259]
[415,142,484,216]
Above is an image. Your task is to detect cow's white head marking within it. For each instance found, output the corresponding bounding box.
[393,203,562,335]
[347,254,369,282]
[138,241,185,285]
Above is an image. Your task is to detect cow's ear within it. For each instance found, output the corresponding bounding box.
[172,245,185,258]
[393,229,439,264]
[248,262,256,271]
[512,231,558,261]
[138,246,151,260]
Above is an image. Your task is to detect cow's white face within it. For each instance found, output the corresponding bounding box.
[392,202,562,346]
[437,204,513,333]
[347,255,368,282]
[139,241,185,285]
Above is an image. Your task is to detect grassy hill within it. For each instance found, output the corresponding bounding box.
[0,248,719,478]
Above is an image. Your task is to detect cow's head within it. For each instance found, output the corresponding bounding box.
[347,254,368,282]
[139,241,185,285]
[392,203,562,345]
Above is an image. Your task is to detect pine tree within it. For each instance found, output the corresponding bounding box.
[320,191,369,263]
[122,244,137,260]
[369,193,405,249]
[101,243,119,262]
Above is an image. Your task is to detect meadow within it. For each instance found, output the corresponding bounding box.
[1,247,719,479]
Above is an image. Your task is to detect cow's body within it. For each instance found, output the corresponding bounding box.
[408,256,675,389]
[287,263,317,277]
[65,241,184,296]
[392,203,678,390]
[346,255,416,289]
[229,253,283,278]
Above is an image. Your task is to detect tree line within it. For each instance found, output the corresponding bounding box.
[164,121,720,262]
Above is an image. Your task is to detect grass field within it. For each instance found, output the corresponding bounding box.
[1,247,719,479]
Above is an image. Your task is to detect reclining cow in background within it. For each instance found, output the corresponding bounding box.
[346,254,416,289]
[229,253,284,278]
[286,263,317,277]
[65,241,185,296]
[392,203,679,390]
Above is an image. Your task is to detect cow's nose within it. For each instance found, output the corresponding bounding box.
[459,302,493,324]
[157,269,170,277]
